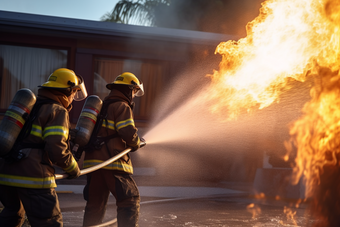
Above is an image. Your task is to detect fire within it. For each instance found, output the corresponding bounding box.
[206,0,340,225]
[285,67,340,226]
[282,206,297,226]
[246,203,261,219]
[207,0,340,120]
[286,68,340,190]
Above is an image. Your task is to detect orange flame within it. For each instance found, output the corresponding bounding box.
[255,192,266,199]
[207,0,340,225]
[247,203,262,219]
[286,67,340,226]
[286,68,340,191]
[207,0,340,120]
[283,206,297,226]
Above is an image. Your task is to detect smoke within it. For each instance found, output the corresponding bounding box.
[153,0,263,36]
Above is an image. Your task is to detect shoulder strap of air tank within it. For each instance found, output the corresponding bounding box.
[89,99,121,139]
[16,98,61,146]
[83,99,123,152]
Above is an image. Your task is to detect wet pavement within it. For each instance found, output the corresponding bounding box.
[138,196,312,227]
[59,194,313,227]
[54,177,315,227]
[0,173,315,227]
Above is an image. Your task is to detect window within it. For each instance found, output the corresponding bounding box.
[0,45,67,109]
[94,57,165,120]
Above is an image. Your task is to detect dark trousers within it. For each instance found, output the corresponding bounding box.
[0,185,63,227]
[83,169,140,227]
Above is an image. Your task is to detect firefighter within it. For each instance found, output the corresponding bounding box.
[0,68,87,227]
[81,72,146,227]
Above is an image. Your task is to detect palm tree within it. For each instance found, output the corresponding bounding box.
[101,0,263,36]
[101,0,170,26]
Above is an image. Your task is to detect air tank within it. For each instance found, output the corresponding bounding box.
[74,95,103,147]
[0,88,36,157]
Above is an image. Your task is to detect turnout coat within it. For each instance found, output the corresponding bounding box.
[0,88,80,188]
[83,89,141,174]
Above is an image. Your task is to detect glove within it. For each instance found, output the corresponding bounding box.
[130,145,139,152]
[140,137,146,148]
[69,128,78,141]
[130,137,146,152]
[67,165,81,179]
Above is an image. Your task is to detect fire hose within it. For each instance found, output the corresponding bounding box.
[55,147,132,180]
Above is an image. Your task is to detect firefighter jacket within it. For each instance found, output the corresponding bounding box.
[0,88,80,188]
[83,89,141,174]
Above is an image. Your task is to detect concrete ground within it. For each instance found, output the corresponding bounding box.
[1,174,315,227]
[55,175,314,227]
[56,175,250,227]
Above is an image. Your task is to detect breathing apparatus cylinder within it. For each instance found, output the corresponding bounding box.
[73,95,103,156]
[0,88,36,157]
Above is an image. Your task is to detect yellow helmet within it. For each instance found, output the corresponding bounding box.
[40,68,88,101]
[106,72,144,96]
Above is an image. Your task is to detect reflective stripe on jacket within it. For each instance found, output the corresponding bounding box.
[0,174,56,188]
[84,89,141,174]
[0,88,80,189]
